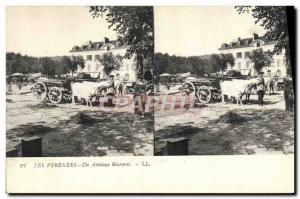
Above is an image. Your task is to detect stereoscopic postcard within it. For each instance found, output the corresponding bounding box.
[5,5,295,194]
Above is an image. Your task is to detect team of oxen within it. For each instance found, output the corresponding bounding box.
[70,78,129,106]
[69,75,279,107]
[220,76,278,105]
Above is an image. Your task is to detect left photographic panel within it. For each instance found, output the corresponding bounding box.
[6,6,154,157]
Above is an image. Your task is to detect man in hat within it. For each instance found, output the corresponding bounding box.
[256,72,265,106]
[108,74,115,89]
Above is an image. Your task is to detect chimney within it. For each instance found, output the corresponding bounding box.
[237,37,241,46]
[253,33,258,40]
[221,43,227,48]
[104,37,109,44]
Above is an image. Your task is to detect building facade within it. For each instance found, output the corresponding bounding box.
[218,33,287,77]
[69,37,137,81]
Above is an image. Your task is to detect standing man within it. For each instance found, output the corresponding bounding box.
[256,72,265,106]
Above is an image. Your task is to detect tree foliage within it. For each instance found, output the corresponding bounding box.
[207,53,235,73]
[61,55,85,75]
[154,53,235,76]
[99,52,122,76]
[246,49,272,72]
[6,52,84,77]
[89,6,154,75]
[235,6,291,73]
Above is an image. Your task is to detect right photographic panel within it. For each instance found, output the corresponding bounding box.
[154,6,295,156]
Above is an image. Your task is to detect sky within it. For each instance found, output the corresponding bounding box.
[6,6,266,57]
[155,6,266,56]
[6,6,118,57]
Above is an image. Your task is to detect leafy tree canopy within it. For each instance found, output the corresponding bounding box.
[246,49,272,72]
[235,6,290,72]
[89,6,154,75]
[6,52,84,77]
[99,52,122,76]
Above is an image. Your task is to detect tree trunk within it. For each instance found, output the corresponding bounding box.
[284,78,294,111]
[137,55,144,78]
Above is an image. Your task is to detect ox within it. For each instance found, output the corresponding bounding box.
[71,80,112,106]
[220,79,258,105]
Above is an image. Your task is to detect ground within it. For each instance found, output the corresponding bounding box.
[154,85,294,155]
[6,83,295,156]
[6,84,153,156]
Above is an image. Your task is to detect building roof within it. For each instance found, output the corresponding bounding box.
[70,39,127,52]
[219,34,277,50]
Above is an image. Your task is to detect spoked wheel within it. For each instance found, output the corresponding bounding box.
[196,86,212,104]
[32,81,47,102]
[180,81,196,104]
[48,87,63,104]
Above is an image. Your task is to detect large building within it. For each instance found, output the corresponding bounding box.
[218,33,287,77]
[69,37,137,81]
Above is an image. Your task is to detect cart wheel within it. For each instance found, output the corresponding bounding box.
[180,81,196,103]
[32,81,47,102]
[196,86,211,104]
[48,87,63,104]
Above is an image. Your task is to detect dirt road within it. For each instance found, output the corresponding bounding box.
[154,91,294,155]
[6,84,153,156]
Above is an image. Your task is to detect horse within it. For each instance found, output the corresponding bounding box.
[264,76,276,95]
[114,79,127,98]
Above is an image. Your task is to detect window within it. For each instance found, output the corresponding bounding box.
[124,73,129,81]
[95,55,100,61]
[87,55,92,61]
[256,42,260,47]
[107,46,110,51]
[87,64,91,72]
[277,59,281,67]
[236,52,242,58]
[246,61,251,68]
[237,62,241,69]
[96,64,101,71]
[277,69,282,77]
[244,51,250,58]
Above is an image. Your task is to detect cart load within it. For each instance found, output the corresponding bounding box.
[179,77,221,104]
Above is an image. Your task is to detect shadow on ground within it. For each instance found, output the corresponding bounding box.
[7,110,154,157]
[154,109,294,155]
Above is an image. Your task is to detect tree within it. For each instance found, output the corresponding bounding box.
[61,56,85,75]
[154,53,169,76]
[89,6,154,76]
[206,53,235,74]
[246,49,272,73]
[99,52,122,76]
[39,57,56,77]
[221,53,235,72]
[235,6,291,74]
[188,56,206,76]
